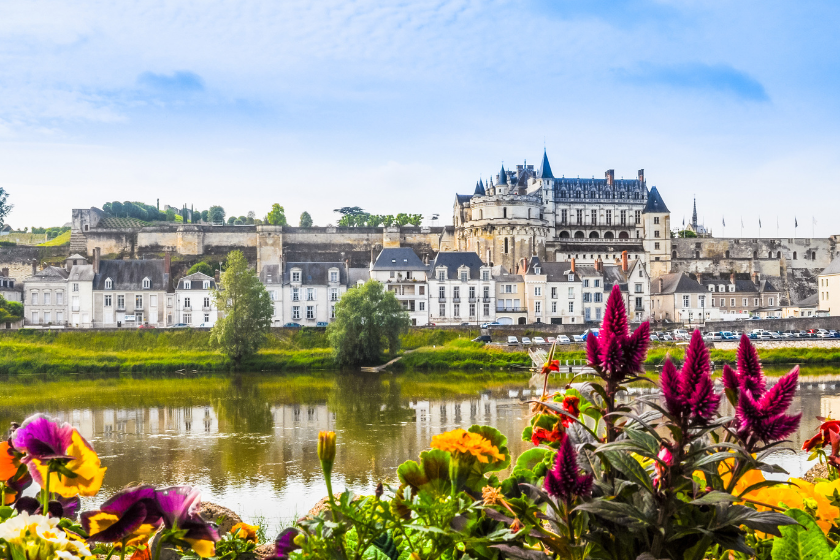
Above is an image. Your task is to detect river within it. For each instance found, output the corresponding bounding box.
[0,367,832,535]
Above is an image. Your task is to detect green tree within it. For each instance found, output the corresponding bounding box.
[210,251,274,368]
[209,206,226,224]
[227,216,236,225]
[299,211,313,228]
[265,204,288,226]
[382,215,395,227]
[326,280,410,366]
[187,262,214,276]
[165,208,177,221]
[201,210,210,222]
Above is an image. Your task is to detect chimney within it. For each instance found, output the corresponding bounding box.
[595,258,602,273]
[752,271,759,284]
[638,169,644,183]
[164,252,171,275]
[519,258,527,275]
[32,261,37,276]
[1,268,7,278]
[730,273,736,285]
[621,250,628,272]
[605,169,615,187]
[696,272,703,285]
[93,247,101,274]
[658,277,663,293]
[570,258,576,274]
[214,269,220,283]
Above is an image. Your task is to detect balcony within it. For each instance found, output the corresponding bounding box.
[438,297,446,302]
[452,297,461,303]
[183,306,192,312]
[496,307,527,313]
[202,306,212,312]
[482,297,491,303]
[468,297,477,303]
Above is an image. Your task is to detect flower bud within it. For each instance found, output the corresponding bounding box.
[318,431,336,474]
[375,482,383,499]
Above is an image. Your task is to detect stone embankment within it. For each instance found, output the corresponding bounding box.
[713,339,840,350]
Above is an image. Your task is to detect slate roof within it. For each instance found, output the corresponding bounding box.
[456,194,473,204]
[497,164,508,185]
[93,260,170,291]
[792,293,818,307]
[430,252,485,280]
[699,278,780,294]
[68,265,95,282]
[284,262,347,285]
[527,259,579,282]
[643,186,669,214]
[821,256,840,276]
[537,149,554,179]
[260,264,282,284]
[176,272,216,290]
[28,266,69,281]
[372,248,427,271]
[348,267,371,285]
[650,272,706,295]
[474,179,486,196]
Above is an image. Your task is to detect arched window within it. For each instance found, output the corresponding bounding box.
[504,238,509,254]
[618,231,629,239]
[672,250,677,259]
[777,251,781,258]
[768,251,773,258]
[503,208,507,219]
[725,250,730,258]
[142,277,151,289]
[589,231,600,239]
[753,251,757,259]
[104,278,112,290]
[574,231,585,239]
[559,231,570,238]
[604,232,614,239]
[793,252,797,260]
[695,251,700,258]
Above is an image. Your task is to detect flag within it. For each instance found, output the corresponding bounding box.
[722,217,726,227]
[759,218,762,228]
[741,217,744,227]
[795,217,798,227]
[814,217,818,225]
[682,217,685,227]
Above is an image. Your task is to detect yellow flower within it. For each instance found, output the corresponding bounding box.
[430,429,505,464]
[184,538,215,558]
[32,431,106,498]
[230,522,258,543]
[753,479,839,534]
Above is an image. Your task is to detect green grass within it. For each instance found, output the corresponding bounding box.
[38,230,71,246]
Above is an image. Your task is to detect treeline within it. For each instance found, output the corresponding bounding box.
[333,207,422,227]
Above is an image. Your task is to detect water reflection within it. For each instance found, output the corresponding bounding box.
[0,372,834,531]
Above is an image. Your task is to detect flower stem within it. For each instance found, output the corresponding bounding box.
[41,466,52,512]
[119,539,126,560]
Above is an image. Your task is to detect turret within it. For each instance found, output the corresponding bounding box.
[642,186,671,276]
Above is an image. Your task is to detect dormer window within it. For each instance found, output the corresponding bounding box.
[708,285,714,292]
[142,277,151,289]
[718,284,726,292]
[266,274,272,283]
[105,278,112,290]
[329,270,339,283]
[568,274,574,281]
[292,270,301,283]
[437,269,445,282]
[184,281,191,289]
[728,285,735,292]
[203,281,210,289]
[459,270,468,282]
[535,267,541,274]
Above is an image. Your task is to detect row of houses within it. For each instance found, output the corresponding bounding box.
[19,246,794,329]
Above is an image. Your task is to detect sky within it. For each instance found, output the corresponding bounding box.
[1,0,839,237]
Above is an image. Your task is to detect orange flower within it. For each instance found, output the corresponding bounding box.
[541,360,560,374]
[531,425,564,446]
[230,522,258,542]
[430,429,505,464]
[0,442,18,481]
[803,420,840,452]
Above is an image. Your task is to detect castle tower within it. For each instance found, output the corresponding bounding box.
[642,186,672,277]
[691,197,698,231]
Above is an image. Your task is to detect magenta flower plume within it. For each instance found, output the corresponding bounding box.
[544,436,593,505]
[721,364,739,392]
[658,331,719,423]
[736,366,801,443]
[735,334,766,396]
[586,285,650,380]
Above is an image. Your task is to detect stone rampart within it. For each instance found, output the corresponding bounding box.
[0,245,72,280]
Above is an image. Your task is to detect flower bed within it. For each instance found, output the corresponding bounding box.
[0,286,838,559]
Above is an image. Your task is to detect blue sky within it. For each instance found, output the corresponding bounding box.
[1,0,838,237]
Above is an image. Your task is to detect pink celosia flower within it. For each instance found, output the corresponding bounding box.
[724,335,800,443]
[659,331,719,423]
[586,286,650,381]
[544,435,593,505]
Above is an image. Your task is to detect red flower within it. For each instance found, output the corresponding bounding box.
[542,360,560,374]
[803,420,840,452]
[531,424,564,446]
[560,396,580,427]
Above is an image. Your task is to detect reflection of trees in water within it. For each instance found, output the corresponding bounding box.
[328,374,415,487]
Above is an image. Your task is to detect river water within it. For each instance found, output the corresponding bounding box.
[0,368,833,534]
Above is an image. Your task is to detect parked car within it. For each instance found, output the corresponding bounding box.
[558,335,571,344]
[284,322,303,328]
[672,329,689,341]
[546,337,556,344]
[169,323,190,328]
[661,333,674,341]
[532,337,546,345]
[703,332,722,341]
[721,331,737,340]
[830,330,840,338]
[481,322,502,328]
[757,332,773,340]
[507,336,519,346]
[197,323,212,328]
[581,328,600,340]
[138,323,156,329]
[315,322,329,327]
[521,337,532,345]
[572,335,584,343]
[817,329,832,338]
[472,335,492,343]
[650,334,660,342]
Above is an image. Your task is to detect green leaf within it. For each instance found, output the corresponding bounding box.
[624,428,661,455]
[689,491,738,505]
[600,450,654,493]
[397,449,451,496]
[468,425,511,473]
[515,448,552,471]
[831,540,840,560]
[770,508,831,560]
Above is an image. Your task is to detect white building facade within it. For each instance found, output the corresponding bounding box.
[175,272,219,327]
[427,252,494,325]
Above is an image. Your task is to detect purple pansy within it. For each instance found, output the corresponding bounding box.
[81,485,162,543]
[273,528,300,560]
[12,414,74,462]
[15,493,81,520]
[155,486,219,544]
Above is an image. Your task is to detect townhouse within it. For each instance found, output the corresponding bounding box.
[282,262,349,325]
[521,257,583,325]
[92,253,172,327]
[369,248,430,326]
[697,273,781,321]
[23,264,69,326]
[259,264,284,326]
[650,272,721,325]
[175,272,219,327]
[427,252,494,325]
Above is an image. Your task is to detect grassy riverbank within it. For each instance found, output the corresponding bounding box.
[0,329,838,374]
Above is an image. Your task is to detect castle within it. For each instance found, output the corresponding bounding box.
[39,150,832,308]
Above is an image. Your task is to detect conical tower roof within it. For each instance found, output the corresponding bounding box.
[474,179,485,196]
[642,186,670,214]
[497,164,508,185]
[537,149,554,179]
